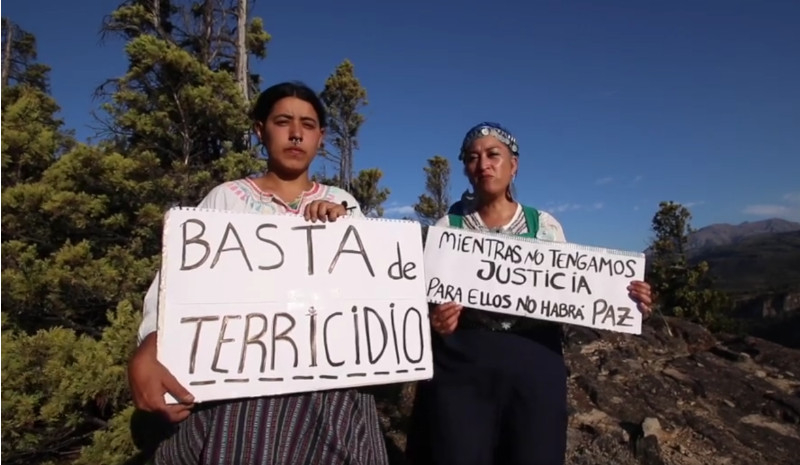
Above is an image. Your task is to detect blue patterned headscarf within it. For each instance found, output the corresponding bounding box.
[458,121,519,161]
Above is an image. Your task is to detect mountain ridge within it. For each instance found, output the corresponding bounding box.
[687,218,800,252]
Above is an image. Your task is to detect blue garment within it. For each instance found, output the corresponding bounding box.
[407,327,567,465]
[406,203,568,465]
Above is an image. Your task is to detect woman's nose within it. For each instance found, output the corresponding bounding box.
[289,121,302,139]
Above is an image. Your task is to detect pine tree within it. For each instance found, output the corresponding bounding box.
[1,18,72,187]
[317,60,390,213]
[0,22,148,464]
[319,59,367,191]
[647,201,731,328]
[2,17,51,90]
[97,0,270,204]
[0,3,273,462]
[413,155,451,225]
[351,168,390,217]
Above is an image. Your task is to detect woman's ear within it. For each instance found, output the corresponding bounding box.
[318,127,326,150]
[253,121,265,144]
[463,165,475,187]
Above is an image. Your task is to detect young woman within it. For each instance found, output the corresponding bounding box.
[128,82,389,465]
[406,122,653,465]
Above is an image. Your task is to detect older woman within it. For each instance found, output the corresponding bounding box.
[406,122,652,465]
[128,81,389,465]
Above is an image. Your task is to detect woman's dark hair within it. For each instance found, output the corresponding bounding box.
[249,81,327,128]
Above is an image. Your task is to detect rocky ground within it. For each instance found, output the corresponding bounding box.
[375,316,800,465]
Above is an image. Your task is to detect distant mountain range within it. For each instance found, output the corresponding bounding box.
[642,218,800,348]
[687,218,800,253]
[692,229,800,295]
[644,218,800,296]
[687,219,800,295]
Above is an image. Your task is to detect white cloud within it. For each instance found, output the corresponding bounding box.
[550,203,582,213]
[548,202,603,213]
[743,204,791,216]
[743,192,800,220]
[595,176,614,185]
[384,205,415,216]
[783,192,800,204]
[684,201,705,208]
[623,175,644,188]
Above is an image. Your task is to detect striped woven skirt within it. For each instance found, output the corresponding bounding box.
[153,389,388,465]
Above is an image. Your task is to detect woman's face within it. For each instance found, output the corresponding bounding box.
[254,96,324,178]
[463,135,518,199]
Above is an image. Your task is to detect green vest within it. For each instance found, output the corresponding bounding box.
[447,205,540,238]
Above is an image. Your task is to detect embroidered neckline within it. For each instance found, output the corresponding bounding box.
[244,178,321,211]
[468,203,523,232]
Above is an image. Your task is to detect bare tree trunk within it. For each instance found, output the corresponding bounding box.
[235,0,249,103]
[346,141,354,190]
[202,0,214,67]
[2,19,14,89]
[339,143,353,190]
[152,0,161,34]
[339,147,346,189]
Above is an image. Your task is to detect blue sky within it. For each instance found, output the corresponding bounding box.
[5,0,799,252]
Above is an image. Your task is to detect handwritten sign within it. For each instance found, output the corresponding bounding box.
[156,207,432,403]
[423,226,646,334]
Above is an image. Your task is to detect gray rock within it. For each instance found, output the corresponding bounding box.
[375,316,800,465]
[642,417,662,439]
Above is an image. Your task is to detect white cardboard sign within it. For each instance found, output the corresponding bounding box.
[424,225,646,334]
[156,207,432,403]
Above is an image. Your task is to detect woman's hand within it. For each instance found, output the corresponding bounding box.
[128,333,195,423]
[628,280,653,319]
[431,302,464,335]
[304,200,347,222]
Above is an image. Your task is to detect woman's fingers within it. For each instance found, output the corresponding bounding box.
[304,201,346,222]
[627,280,653,318]
[432,302,463,335]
